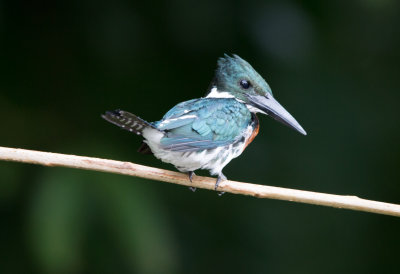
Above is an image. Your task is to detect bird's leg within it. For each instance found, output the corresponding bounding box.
[215,173,226,189]
[215,173,227,195]
[188,171,196,192]
[188,171,195,182]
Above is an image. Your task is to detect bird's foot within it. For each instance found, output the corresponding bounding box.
[215,173,227,195]
[189,187,197,192]
[188,171,196,192]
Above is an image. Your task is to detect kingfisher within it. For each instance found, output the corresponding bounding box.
[102,54,306,191]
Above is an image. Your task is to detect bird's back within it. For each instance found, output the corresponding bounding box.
[153,98,252,148]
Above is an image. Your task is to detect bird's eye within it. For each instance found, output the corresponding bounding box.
[240,80,250,89]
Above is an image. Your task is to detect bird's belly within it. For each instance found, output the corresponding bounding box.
[143,124,254,175]
[146,140,247,175]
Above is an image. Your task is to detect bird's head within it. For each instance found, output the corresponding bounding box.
[206,54,306,135]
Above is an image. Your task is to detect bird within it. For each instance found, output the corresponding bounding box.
[102,54,306,192]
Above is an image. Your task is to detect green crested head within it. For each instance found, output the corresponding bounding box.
[208,54,273,101]
[206,54,307,135]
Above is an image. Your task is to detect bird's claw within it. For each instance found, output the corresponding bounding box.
[187,172,227,195]
[189,186,197,192]
[188,171,195,182]
[215,173,227,195]
[188,171,196,192]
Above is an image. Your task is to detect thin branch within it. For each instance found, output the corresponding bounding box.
[0,146,399,217]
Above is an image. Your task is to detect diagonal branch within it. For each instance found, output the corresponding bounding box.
[0,146,399,217]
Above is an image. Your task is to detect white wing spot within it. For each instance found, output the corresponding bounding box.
[159,115,197,127]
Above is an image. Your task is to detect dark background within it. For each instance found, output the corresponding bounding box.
[1,0,399,273]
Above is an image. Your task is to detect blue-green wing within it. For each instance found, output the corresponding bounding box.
[153,98,252,152]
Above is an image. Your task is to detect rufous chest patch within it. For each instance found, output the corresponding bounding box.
[244,115,260,150]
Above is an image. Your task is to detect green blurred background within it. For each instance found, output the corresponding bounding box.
[1,0,400,273]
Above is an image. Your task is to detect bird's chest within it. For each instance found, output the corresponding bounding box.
[199,115,259,170]
[243,114,260,150]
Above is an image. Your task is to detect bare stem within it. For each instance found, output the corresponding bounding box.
[0,146,399,217]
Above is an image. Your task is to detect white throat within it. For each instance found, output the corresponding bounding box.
[245,104,266,114]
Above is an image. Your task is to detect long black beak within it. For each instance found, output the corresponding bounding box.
[247,94,307,135]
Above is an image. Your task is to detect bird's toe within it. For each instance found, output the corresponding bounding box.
[188,171,195,182]
[188,171,196,192]
[215,173,227,191]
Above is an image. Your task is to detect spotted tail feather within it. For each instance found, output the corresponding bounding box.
[101,109,158,136]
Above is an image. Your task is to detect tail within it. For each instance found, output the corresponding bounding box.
[101,109,158,136]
